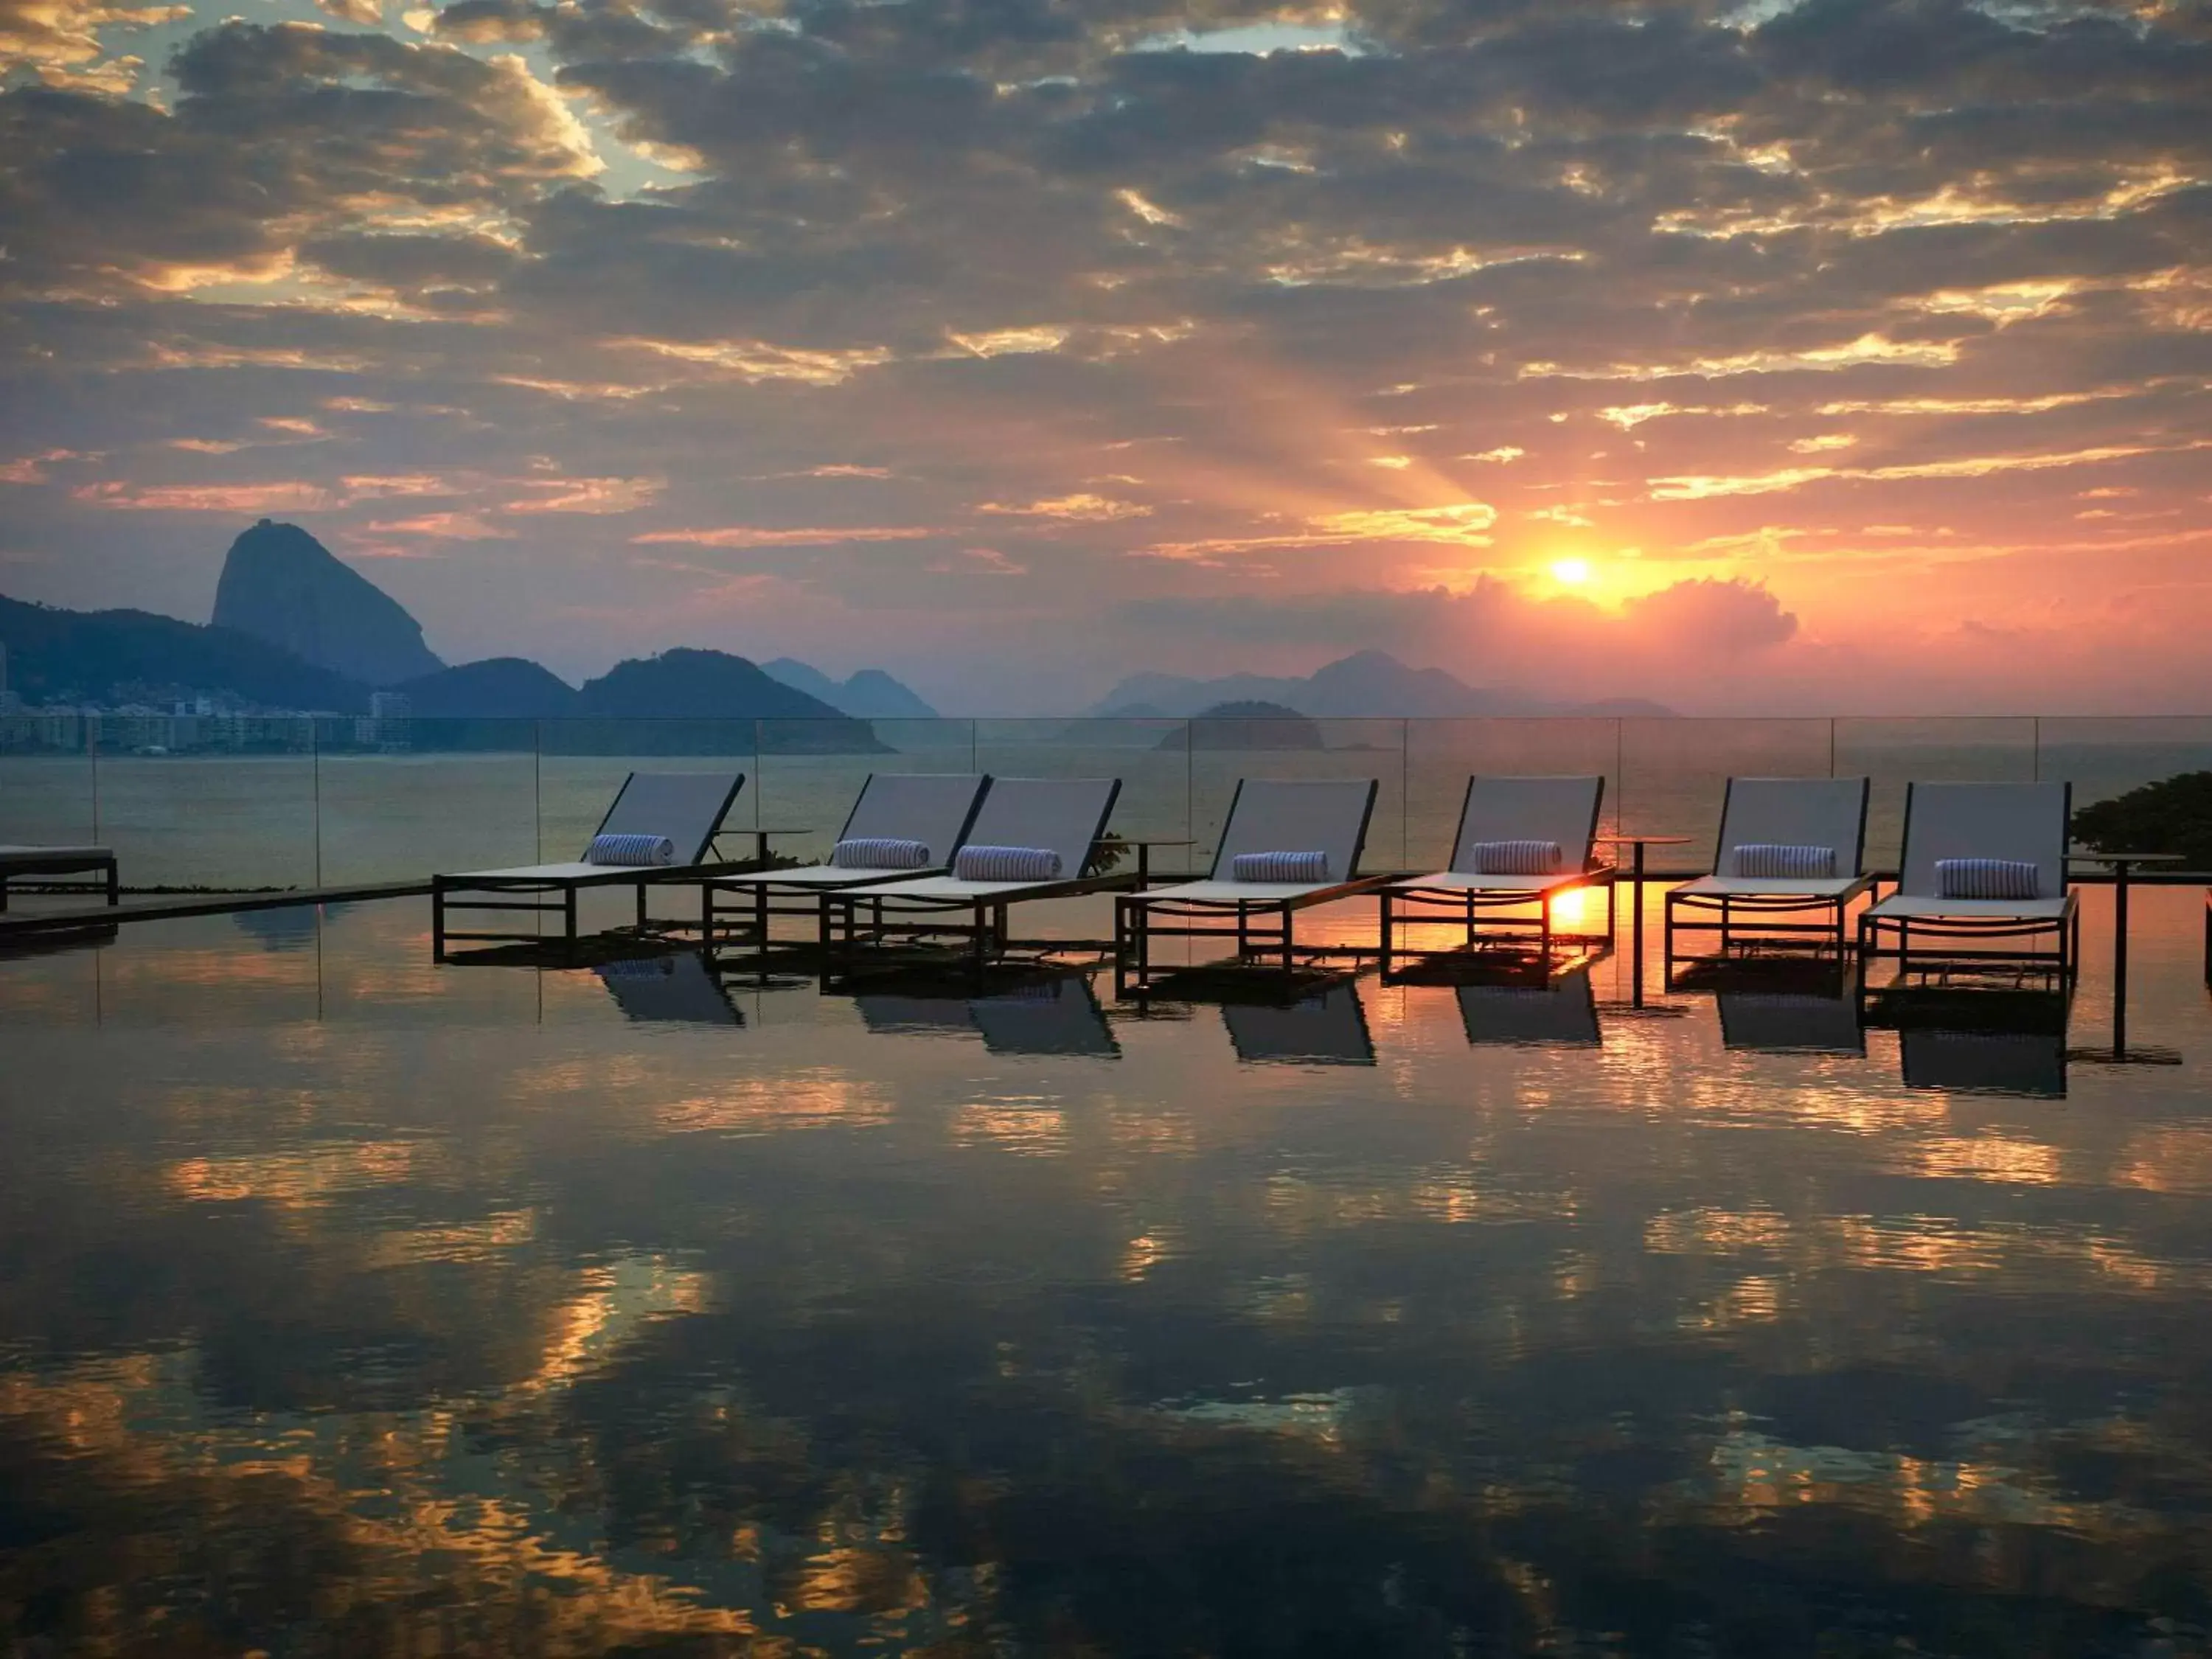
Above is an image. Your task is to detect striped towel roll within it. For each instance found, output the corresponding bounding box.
[585,832,676,867]
[1730,843,1837,880]
[953,844,1062,883]
[1935,857,2040,900]
[830,837,931,869]
[1230,849,1329,883]
[1470,839,1564,875]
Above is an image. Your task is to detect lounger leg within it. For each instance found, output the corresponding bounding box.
[1719,896,1732,956]
[1540,897,1551,966]
[105,859,119,907]
[1237,902,1249,959]
[1897,919,1910,976]
[563,885,578,947]
[432,880,446,961]
[1281,906,1294,974]
[1135,901,1150,986]
[1607,876,1617,950]
[636,883,649,930]
[0,874,8,915]
[1379,891,1394,977]
[754,887,768,948]
[1465,892,1475,949]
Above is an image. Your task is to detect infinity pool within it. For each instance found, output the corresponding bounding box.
[5,888,2212,1655]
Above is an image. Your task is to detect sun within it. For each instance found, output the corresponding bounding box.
[1549,557,1593,585]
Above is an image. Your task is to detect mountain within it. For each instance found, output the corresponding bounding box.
[762,658,939,719]
[0,591,368,711]
[1168,700,1326,751]
[575,648,886,752]
[211,519,442,686]
[397,658,581,720]
[1091,650,1675,719]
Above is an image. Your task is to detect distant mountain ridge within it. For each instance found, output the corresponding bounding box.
[763,658,938,720]
[212,520,442,686]
[1093,650,1674,720]
[0,591,371,712]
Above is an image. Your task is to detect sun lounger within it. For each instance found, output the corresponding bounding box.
[822,776,1124,963]
[1379,774,1611,969]
[1115,778,1382,987]
[1665,776,1873,973]
[1857,782,2078,976]
[432,771,745,959]
[0,843,119,912]
[702,772,990,951]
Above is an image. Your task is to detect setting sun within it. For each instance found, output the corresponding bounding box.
[1549,558,1593,585]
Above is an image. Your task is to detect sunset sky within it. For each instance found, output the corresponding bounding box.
[2,0,2210,712]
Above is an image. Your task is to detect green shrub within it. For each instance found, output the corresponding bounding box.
[2072,771,2212,872]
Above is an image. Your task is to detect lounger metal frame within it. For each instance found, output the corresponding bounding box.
[700,775,991,955]
[1378,776,1614,973]
[1856,782,2079,978]
[1113,779,1384,991]
[0,848,119,912]
[433,773,748,959]
[1664,778,1874,977]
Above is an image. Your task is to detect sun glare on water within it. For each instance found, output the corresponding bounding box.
[1549,557,1593,585]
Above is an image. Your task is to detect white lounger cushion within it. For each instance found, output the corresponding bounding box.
[0,844,114,863]
[1864,892,2074,922]
[1675,874,1871,900]
[1392,867,1590,895]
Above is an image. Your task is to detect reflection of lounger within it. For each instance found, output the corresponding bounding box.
[1119,778,1382,984]
[1717,991,1865,1054]
[0,843,119,911]
[704,773,991,950]
[434,771,746,958]
[1222,981,1375,1065]
[971,975,1120,1057]
[1900,1029,2067,1098]
[1455,966,1601,1048]
[597,952,742,1026]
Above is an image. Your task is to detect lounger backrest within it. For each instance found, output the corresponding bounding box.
[957,776,1121,877]
[837,773,991,865]
[1715,776,1870,876]
[591,771,746,866]
[1897,781,2070,898]
[1208,778,1377,882]
[1449,775,1604,872]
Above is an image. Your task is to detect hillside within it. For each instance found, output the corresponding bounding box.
[397,658,582,720]
[1094,650,1676,720]
[762,658,939,720]
[0,592,368,712]
[574,649,886,753]
[212,520,442,686]
[1165,700,1327,751]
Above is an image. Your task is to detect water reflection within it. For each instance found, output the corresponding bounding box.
[1455,963,1603,1048]
[1709,961,1866,1056]
[1871,984,2073,1099]
[5,894,2212,1652]
[597,950,744,1026]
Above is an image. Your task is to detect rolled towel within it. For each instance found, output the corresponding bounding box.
[586,832,676,867]
[1936,857,2039,900]
[830,837,931,869]
[953,844,1062,883]
[1230,849,1329,883]
[1730,843,1837,880]
[1470,839,1564,876]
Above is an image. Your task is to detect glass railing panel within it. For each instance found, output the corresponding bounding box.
[974,717,1194,875]
[537,719,760,865]
[0,717,97,860]
[312,717,540,886]
[1402,718,1622,872]
[1834,717,2039,872]
[1621,717,1834,872]
[2037,717,2212,810]
[753,718,975,866]
[93,714,319,891]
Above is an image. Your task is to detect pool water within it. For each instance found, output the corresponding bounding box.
[5,888,2212,1656]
